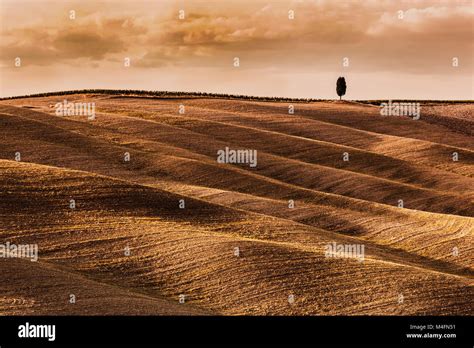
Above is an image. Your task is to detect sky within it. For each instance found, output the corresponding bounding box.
[0,0,472,99]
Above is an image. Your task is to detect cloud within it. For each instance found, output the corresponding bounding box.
[0,16,146,66]
[53,31,125,59]
[0,0,471,75]
[140,1,471,72]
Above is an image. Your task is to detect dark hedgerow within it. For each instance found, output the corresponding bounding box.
[0,89,325,103]
[2,89,470,104]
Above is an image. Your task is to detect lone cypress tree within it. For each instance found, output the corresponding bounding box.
[336,77,346,100]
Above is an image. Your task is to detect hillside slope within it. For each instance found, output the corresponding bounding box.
[0,95,472,315]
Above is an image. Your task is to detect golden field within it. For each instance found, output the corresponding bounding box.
[0,93,472,315]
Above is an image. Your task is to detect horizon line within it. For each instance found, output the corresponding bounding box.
[1,89,473,103]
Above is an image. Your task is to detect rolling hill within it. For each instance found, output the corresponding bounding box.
[0,93,472,315]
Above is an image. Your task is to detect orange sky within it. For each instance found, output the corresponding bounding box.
[1,0,472,99]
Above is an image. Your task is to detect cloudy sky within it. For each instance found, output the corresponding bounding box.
[0,0,472,99]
